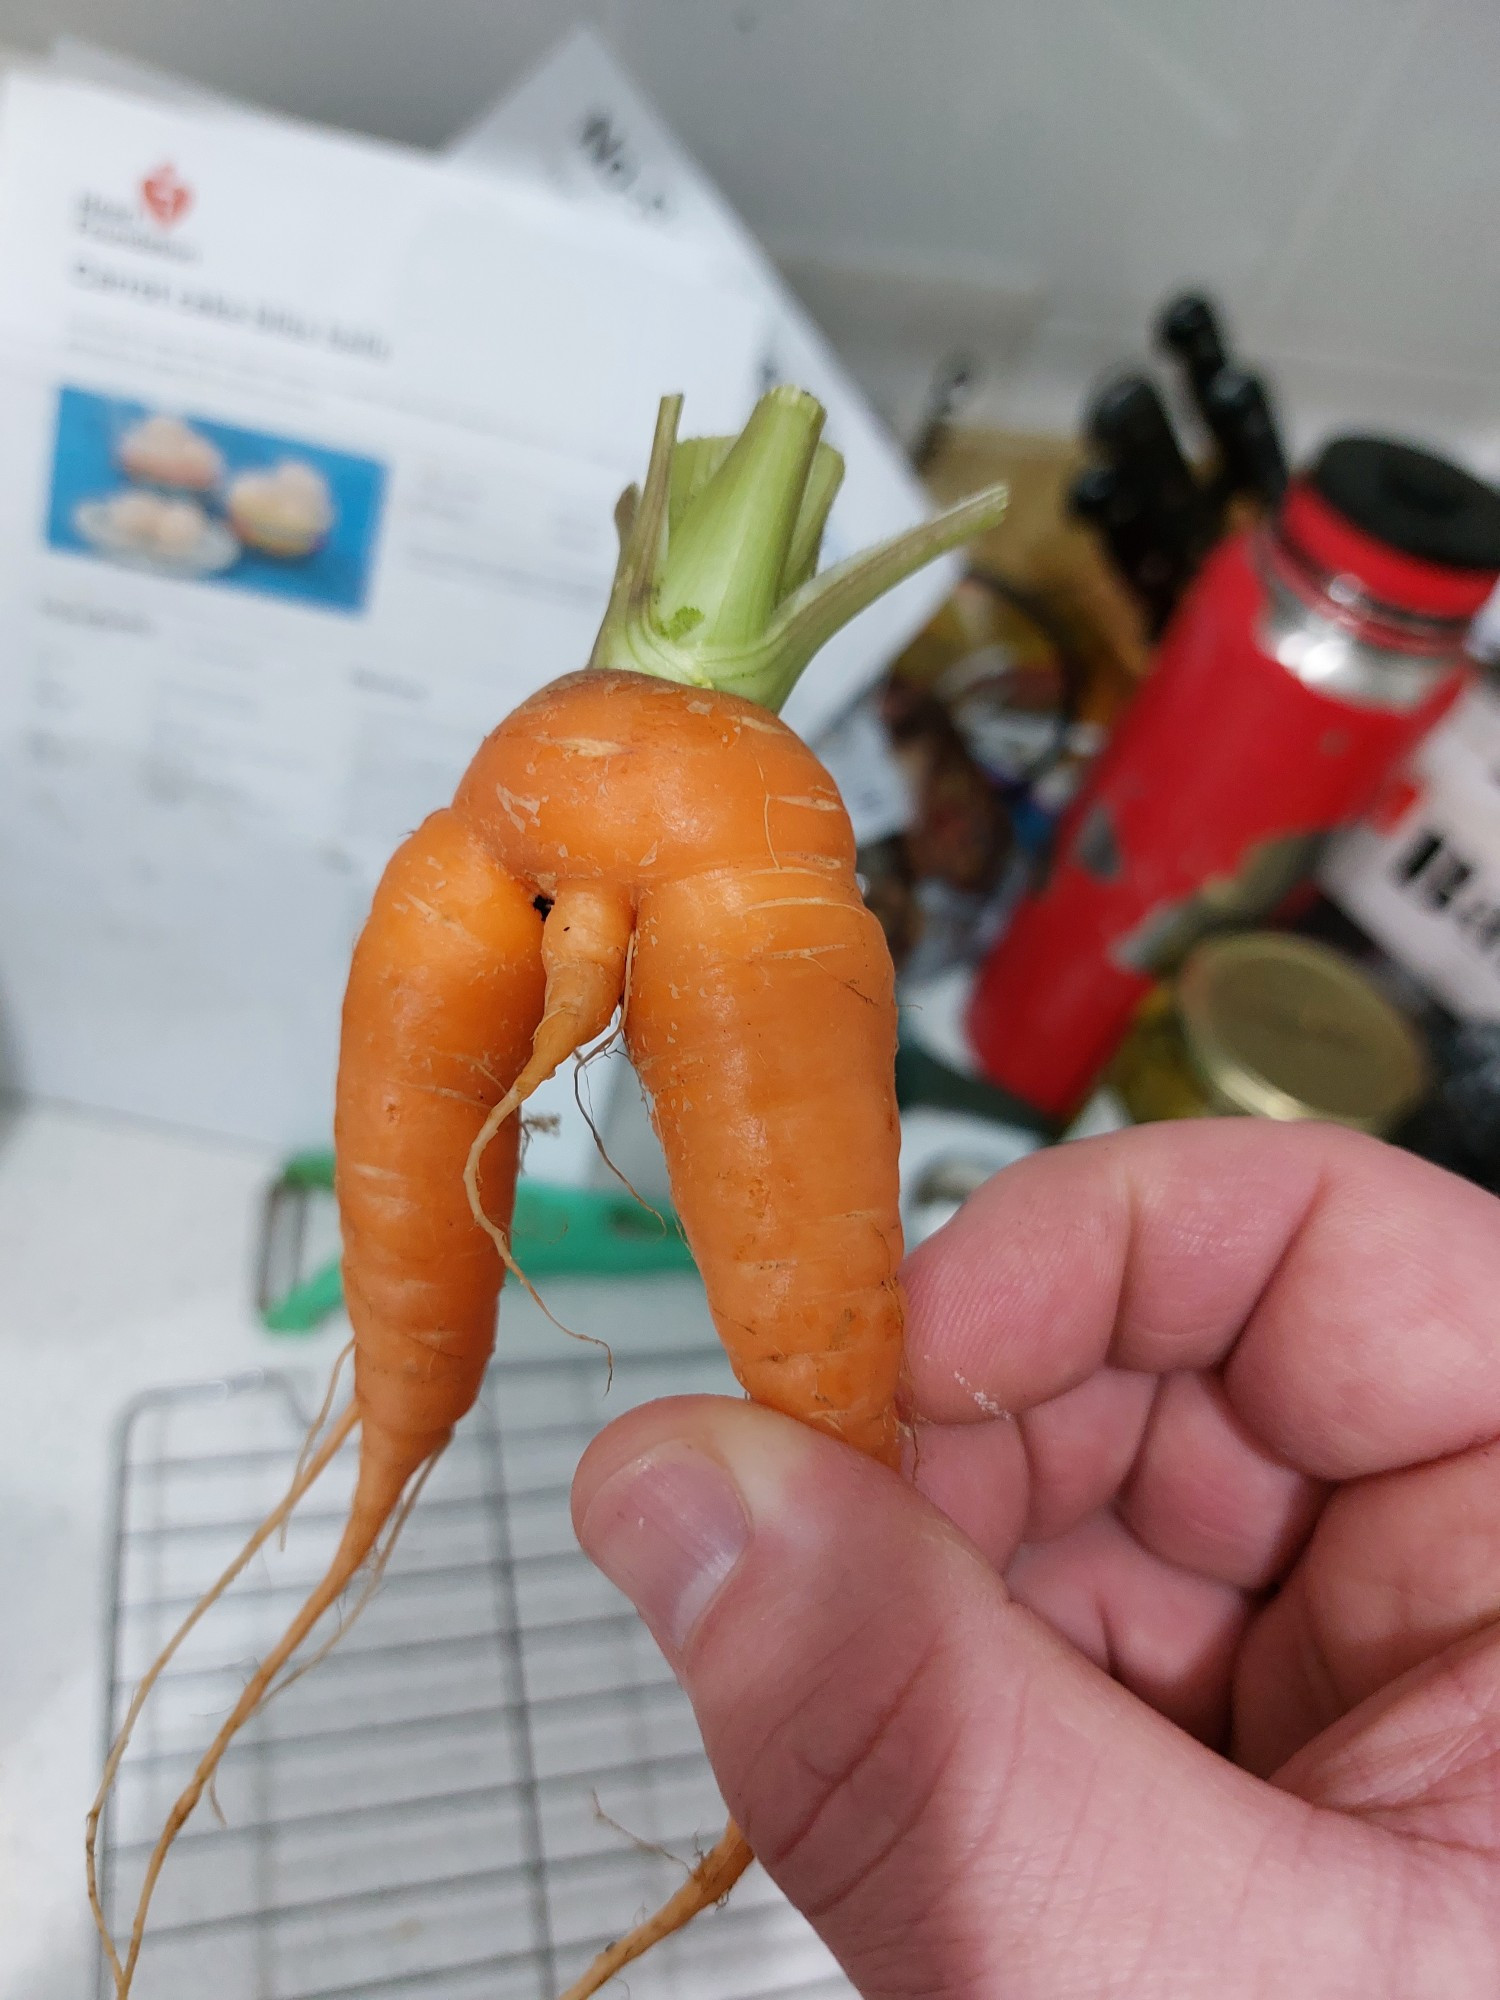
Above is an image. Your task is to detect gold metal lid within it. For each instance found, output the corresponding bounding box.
[1176,931,1428,1133]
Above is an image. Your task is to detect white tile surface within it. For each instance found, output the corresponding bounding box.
[613,0,1500,449]
[9,0,619,146]
[1250,0,1500,386]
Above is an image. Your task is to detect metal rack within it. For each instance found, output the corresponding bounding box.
[95,1347,853,2000]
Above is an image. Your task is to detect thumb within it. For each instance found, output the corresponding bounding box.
[572,1396,1376,1999]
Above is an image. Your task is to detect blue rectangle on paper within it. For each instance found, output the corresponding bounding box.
[45,386,387,615]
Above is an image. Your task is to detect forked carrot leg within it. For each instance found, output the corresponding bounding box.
[464,878,633,1256]
[106,1426,443,1998]
[86,1399,360,1991]
[558,1823,756,2000]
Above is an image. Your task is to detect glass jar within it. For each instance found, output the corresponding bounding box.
[1108,929,1429,1135]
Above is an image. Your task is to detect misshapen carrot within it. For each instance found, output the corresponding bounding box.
[459,666,906,1463]
[89,387,1006,1997]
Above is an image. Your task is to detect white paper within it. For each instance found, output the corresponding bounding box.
[0,72,768,1153]
[447,25,955,745]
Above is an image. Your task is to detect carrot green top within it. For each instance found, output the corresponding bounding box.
[589,385,1008,714]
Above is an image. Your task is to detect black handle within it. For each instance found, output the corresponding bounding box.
[1157,291,1290,509]
[1074,294,1290,633]
[1086,375,1217,573]
[1203,367,1289,507]
[1068,460,1182,636]
[1157,293,1229,399]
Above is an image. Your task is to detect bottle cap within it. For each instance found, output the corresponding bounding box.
[1177,931,1428,1133]
[1279,438,1500,624]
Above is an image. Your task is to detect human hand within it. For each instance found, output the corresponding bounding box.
[572,1121,1500,1998]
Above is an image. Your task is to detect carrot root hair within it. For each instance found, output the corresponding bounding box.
[462,1114,615,1379]
[283,1338,355,1549]
[263,1443,444,1706]
[557,1821,755,2000]
[571,1023,671,1238]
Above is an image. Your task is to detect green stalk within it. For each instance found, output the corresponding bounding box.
[589,385,1007,712]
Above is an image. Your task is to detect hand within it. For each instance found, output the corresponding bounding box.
[572,1121,1500,1998]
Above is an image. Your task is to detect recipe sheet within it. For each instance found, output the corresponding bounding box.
[0,71,768,1149]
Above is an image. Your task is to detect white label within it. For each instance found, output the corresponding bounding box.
[1321,680,1500,1020]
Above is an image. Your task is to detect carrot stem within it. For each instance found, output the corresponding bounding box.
[590,386,1007,712]
[653,385,825,647]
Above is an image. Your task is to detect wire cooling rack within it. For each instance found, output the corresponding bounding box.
[95,1347,855,2000]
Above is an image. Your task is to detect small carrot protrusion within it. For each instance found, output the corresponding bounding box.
[89,388,1006,1996]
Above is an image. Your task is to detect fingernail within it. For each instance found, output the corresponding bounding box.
[577,1443,751,1655]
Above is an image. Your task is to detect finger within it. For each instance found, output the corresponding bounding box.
[1017,1365,1157,1541]
[902,1120,1324,1419]
[903,1121,1500,1480]
[1223,1147,1500,1479]
[1119,1371,1325,1591]
[1235,1439,1500,1777]
[907,1416,1028,1573]
[1007,1508,1249,1745]
[910,1367,1155,1567]
[571,1395,1418,1999]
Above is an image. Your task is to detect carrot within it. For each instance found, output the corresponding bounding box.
[88,385,1006,1997]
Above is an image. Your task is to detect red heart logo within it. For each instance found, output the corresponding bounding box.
[141,163,192,227]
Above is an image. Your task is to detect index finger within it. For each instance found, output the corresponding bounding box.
[902,1120,1500,1480]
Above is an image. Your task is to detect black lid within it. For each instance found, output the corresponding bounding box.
[1312,436,1500,572]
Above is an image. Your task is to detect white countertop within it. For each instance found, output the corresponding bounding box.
[0,1102,304,1998]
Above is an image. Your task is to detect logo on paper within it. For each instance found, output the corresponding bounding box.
[74,164,200,263]
[140,163,193,228]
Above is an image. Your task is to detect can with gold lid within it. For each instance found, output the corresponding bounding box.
[1108,929,1429,1134]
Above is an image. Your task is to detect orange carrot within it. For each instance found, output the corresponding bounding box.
[87,386,1006,1997]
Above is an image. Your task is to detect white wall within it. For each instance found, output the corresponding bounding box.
[2,0,1496,468]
